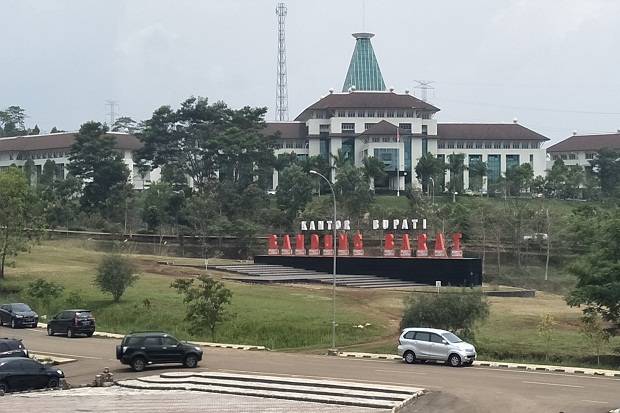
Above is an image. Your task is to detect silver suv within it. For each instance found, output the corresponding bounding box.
[397,328,476,367]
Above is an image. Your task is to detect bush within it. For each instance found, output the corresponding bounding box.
[400,289,489,339]
[94,254,139,302]
[25,279,65,316]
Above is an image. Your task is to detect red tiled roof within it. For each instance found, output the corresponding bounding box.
[295,92,440,121]
[261,122,308,140]
[437,123,549,141]
[0,132,142,152]
[547,133,620,152]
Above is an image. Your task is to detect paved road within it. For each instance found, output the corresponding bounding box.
[5,326,620,413]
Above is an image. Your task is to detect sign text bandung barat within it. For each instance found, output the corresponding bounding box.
[300,219,427,232]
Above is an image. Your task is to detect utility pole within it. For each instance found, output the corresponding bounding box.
[105,100,119,128]
[275,3,289,121]
[413,80,435,102]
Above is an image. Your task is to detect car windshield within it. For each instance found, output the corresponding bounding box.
[12,303,31,312]
[442,332,463,343]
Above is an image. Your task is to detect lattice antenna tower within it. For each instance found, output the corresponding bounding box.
[105,100,119,128]
[275,2,289,121]
[413,80,435,102]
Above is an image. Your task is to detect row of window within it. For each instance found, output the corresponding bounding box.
[8,151,70,161]
[272,140,309,150]
[551,153,596,161]
[437,141,540,150]
[311,109,432,119]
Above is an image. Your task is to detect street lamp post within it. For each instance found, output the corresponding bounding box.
[309,170,337,353]
[429,177,435,205]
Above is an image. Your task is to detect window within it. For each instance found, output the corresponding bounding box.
[484,142,492,149]
[437,142,446,149]
[506,154,520,169]
[560,154,567,160]
[404,331,415,339]
[421,112,430,119]
[586,153,595,159]
[125,336,145,346]
[396,110,404,117]
[422,138,428,155]
[552,155,559,160]
[414,332,430,342]
[357,110,365,117]
[367,110,376,117]
[421,125,428,135]
[487,155,501,184]
[347,111,355,117]
[521,142,529,149]
[531,142,539,149]
[143,336,163,346]
[430,334,444,343]
[386,110,394,117]
[372,137,380,143]
[406,110,414,117]
[382,137,391,143]
[319,124,330,132]
[512,142,520,149]
[493,142,501,149]
[294,142,304,149]
[466,142,473,149]
[337,110,345,117]
[364,123,375,131]
[568,153,576,160]
[447,142,455,149]
[341,123,355,133]
[529,154,534,164]
[163,336,179,346]
[475,141,483,149]
[376,110,384,117]
[456,141,464,149]
[502,142,510,149]
[285,142,293,149]
[9,153,13,160]
[399,123,412,131]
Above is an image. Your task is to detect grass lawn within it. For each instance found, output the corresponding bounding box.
[1,239,618,368]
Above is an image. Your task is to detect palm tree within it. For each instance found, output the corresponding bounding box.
[361,156,387,190]
[468,160,487,192]
[447,153,466,193]
[414,153,445,194]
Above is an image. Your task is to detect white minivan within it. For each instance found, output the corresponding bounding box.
[397,328,476,367]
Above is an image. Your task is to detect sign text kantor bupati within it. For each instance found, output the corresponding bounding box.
[300,218,427,232]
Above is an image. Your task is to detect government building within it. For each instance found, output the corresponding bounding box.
[266,32,549,192]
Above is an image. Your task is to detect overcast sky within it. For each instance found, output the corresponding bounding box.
[1,0,619,144]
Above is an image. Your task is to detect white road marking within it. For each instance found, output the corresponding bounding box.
[581,400,609,404]
[523,381,584,388]
[31,350,102,360]
[217,368,441,389]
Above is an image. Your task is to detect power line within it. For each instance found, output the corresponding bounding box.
[438,98,620,116]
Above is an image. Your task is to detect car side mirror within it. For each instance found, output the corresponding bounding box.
[442,340,449,345]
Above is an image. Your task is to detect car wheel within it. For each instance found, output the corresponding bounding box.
[0,318,4,326]
[86,332,94,337]
[0,381,8,393]
[47,377,59,389]
[448,353,462,367]
[47,326,54,336]
[403,351,416,364]
[463,361,473,367]
[11,319,17,329]
[184,354,198,368]
[67,328,74,338]
[131,357,146,372]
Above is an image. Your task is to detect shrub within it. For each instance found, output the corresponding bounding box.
[94,254,139,302]
[400,289,489,339]
[25,279,64,316]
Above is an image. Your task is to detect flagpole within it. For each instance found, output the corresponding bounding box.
[396,126,400,197]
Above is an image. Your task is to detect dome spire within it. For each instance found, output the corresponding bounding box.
[342,33,386,92]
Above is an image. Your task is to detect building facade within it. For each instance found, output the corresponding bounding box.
[0,131,157,189]
[546,132,620,170]
[267,32,549,192]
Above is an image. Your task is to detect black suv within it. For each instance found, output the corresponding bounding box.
[0,303,39,328]
[47,309,96,338]
[0,338,28,359]
[116,331,203,372]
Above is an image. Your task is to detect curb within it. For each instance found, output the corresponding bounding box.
[36,323,267,352]
[338,352,620,378]
[609,409,619,413]
[391,390,425,413]
[31,353,77,365]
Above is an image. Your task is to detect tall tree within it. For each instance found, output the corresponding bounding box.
[361,156,387,190]
[276,164,313,225]
[447,153,466,193]
[30,124,40,135]
[68,122,130,215]
[468,160,487,192]
[333,164,373,222]
[111,116,141,133]
[137,97,273,193]
[0,106,26,137]
[505,163,533,195]
[414,153,446,193]
[0,168,43,279]
[590,148,620,197]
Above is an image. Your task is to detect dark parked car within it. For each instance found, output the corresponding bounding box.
[0,357,64,393]
[46,309,95,338]
[0,338,29,359]
[0,303,39,328]
[116,331,203,372]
